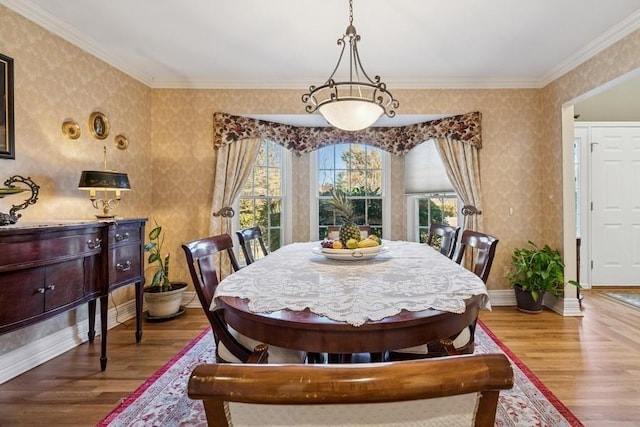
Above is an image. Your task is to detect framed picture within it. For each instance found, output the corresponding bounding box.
[0,53,15,160]
[89,111,110,140]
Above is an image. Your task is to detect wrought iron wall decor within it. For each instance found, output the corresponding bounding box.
[0,175,40,225]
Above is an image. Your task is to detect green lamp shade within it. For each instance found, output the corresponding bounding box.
[78,170,131,191]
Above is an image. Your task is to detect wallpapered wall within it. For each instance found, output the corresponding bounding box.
[1,4,640,359]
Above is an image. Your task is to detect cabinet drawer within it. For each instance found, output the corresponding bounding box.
[109,245,142,286]
[0,230,102,269]
[108,224,142,247]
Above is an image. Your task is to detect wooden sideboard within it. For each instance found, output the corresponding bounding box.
[0,218,147,371]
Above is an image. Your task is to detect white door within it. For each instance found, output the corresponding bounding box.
[590,125,640,285]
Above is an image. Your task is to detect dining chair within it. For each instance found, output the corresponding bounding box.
[453,230,500,284]
[181,234,305,364]
[235,226,268,265]
[427,223,460,259]
[188,353,514,427]
[390,230,499,361]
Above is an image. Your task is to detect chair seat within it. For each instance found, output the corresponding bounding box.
[217,326,306,364]
[392,326,471,355]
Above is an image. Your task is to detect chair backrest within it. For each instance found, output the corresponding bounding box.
[188,353,514,427]
[181,234,254,362]
[453,230,499,283]
[235,226,269,265]
[427,223,460,258]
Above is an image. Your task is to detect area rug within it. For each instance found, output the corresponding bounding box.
[98,322,583,427]
[601,290,640,310]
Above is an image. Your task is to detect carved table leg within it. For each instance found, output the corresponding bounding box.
[135,281,143,343]
[100,296,108,371]
[88,299,96,343]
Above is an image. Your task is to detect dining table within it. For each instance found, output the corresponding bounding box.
[212,240,490,355]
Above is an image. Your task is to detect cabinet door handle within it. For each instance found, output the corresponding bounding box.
[36,287,46,294]
[115,232,130,242]
[87,238,102,249]
[46,284,55,291]
[116,261,132,272]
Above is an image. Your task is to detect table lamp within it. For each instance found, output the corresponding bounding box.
[78,147,131,218]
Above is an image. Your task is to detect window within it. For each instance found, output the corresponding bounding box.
[235,140,289,263]
[313,143,389,240]
[410,194,460,243]
[404,140,460,242]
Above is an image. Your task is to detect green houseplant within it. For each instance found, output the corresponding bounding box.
[143,221,187,318]
[506,241,579,313]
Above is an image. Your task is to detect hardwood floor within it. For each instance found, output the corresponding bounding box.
[1,290,639,426]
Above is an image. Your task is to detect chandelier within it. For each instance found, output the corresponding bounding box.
[301,0,399,131]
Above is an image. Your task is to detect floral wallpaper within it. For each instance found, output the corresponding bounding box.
[1,3,640,364]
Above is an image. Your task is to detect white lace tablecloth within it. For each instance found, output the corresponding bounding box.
[213,241,490,327]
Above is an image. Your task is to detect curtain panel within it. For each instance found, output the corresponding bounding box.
[213,111,482,156]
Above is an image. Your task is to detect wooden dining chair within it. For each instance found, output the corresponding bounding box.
[454,230,500,284]
[447,230,499,354]
[427,223,460,259]
[181,234,305,364]
[235,226,268,265]
[188,353,514,427]
[390,230,499,361]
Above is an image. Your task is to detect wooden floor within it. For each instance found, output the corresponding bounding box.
[1,290,639,426]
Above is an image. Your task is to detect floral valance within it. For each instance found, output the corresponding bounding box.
[213,111,482,156]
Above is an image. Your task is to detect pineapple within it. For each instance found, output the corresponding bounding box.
[327,189,361,246]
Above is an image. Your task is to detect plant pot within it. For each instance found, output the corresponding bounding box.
[143,282,187,318]
[514,284,544,314]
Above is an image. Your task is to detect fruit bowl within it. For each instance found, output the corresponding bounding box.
[312,245,389,261]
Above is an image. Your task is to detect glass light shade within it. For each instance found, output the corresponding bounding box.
[319,100,384,131]
[78,170,131,191]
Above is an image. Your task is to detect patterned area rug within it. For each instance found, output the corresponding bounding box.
[98,322,583,427]
[601,291,640,310]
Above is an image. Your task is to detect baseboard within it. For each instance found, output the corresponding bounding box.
[486,289,516,306]
[0,300,137,384]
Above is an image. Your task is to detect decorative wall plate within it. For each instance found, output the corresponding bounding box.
[114,134,129,150]
[89,111,110,140]
[61,120,81,139]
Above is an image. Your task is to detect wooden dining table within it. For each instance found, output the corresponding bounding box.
[212,240,490,355]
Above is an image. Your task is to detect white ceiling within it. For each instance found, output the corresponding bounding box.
[2,0,640,90]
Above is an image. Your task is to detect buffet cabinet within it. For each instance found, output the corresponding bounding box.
[0,218,147,371]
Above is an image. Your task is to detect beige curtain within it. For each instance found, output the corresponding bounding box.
[434,137,483,232]
[210,137,261,277]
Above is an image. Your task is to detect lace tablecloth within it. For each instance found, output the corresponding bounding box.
[213,241,490,327]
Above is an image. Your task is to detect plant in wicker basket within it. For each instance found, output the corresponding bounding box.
[327,189,361,246]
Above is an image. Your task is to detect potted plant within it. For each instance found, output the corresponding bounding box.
[143,221,187,319]
[506,241,580,313]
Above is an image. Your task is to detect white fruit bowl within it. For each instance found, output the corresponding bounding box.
[312,245,389,261]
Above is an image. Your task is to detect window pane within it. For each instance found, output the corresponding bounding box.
[316,143,385,238]
[238,141,285,256]
[268,168,281,196]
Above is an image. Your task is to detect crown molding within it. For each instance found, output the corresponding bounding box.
[4,0,640,90]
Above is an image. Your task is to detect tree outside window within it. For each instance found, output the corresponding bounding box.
[237,140,283,263]
[317,143,384,238]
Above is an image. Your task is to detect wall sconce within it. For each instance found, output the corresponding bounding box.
[78,147,130,218]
